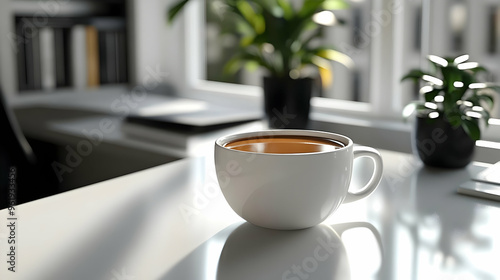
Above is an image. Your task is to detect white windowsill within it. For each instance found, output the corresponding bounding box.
[10,85,500,164]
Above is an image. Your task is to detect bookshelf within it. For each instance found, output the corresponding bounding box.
[0,0,129,97]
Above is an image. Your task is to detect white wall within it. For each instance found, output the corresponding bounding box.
[128,0,187,93]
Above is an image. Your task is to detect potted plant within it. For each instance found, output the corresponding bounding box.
[401,54,499,168]
[168,0,353,128]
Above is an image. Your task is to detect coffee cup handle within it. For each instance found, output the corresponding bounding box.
[343,146,383,203]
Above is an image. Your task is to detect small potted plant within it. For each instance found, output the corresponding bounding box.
[401,54,499,168]
[168,0,353,128]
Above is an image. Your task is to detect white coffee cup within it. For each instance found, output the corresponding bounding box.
[215,130,383,230]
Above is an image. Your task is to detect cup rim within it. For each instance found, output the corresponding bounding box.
[215,129,353,156]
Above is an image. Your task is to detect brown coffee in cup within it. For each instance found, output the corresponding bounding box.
[224,135,345,154]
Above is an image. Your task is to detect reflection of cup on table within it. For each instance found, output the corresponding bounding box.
[215,130,384,230]
[216,222,382,280]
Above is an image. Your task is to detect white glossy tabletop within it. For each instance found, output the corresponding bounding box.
[1,149,499,280]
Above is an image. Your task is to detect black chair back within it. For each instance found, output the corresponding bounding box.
[0,87,36,164]
[0,87,45,208]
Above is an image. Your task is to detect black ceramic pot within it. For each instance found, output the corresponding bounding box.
[263,77,313,129]
[413,116,476,168]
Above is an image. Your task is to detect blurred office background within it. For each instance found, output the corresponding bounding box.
[1,0,500,117]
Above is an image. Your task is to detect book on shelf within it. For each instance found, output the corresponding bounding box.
[98,30,114,84]
[105,31,117,84]
[85,25,100,87]
[39,27,56,90]
[31,26,42,90]
[116,31,128,83]
[16,19,40,91]
[16,21,28,91]
[99,30,128,85]
[15,15,128,93]
[71,25,88,89]
[54,27,71,88]
[98,31,107,84]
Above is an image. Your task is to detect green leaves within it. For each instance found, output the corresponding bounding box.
[401,69,432,82]
[167,0,190,23]
[323,0,349,10]
[167,0,351,82]
[313,48,354,68]
[421,86,441,102]
[427,55,449,68]
[299,0,348,18]
[224,47,277,76]
[461,119,481,141]
[277,0,293,19]
[401,54,500,140]
[477,93,495,108]
[402,102,427,119]
[299,0,326,17]
[236,1,265,35]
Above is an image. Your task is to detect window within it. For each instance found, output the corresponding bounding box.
[204,0,373,103]
[181,0,500,121]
